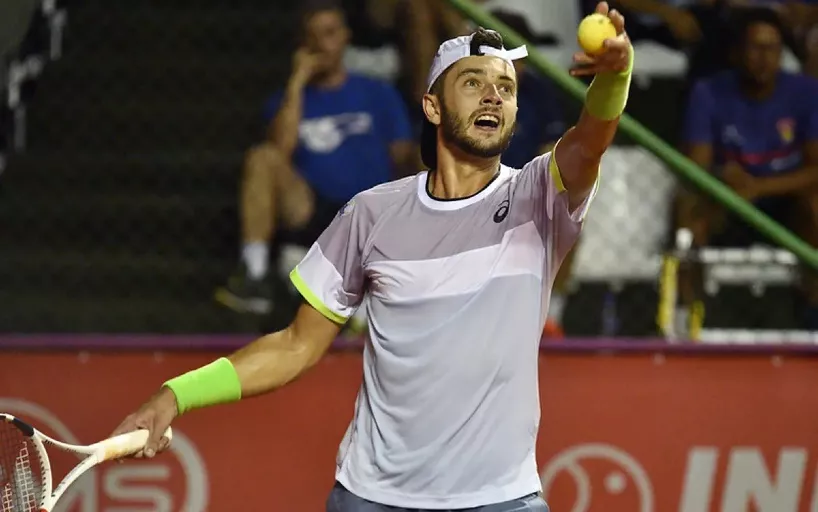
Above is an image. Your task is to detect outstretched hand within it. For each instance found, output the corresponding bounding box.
[571,2,632,77]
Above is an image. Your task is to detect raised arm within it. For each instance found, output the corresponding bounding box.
[554,2,633,210]
[267,48,322,157]
[110,302,342,457]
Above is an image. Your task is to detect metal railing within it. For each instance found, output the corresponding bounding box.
[2,0,67,160]
[443,0,818,271]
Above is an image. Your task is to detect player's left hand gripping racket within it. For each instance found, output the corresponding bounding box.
[0,412,172,511]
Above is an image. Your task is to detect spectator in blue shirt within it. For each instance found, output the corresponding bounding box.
[216,0,415,315]
[678,7,818,327]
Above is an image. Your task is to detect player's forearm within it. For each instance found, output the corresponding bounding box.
[227,328,325,397]
[162,327,329,415]
[268,77,307,156]
[557,113,618,194]
[756,167,818,198]
[555,47,632,203]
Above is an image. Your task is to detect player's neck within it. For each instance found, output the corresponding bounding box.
[740,78,776,101]
[429,151,501,200]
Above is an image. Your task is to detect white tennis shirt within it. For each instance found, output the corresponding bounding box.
[291,151,597,509]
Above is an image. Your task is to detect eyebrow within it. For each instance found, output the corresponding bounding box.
[457,68,486,79]
[456,68,516,84]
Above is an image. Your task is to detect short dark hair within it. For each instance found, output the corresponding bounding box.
[421,27,506,170]
[298,0,343,34]
[731,7,786,50]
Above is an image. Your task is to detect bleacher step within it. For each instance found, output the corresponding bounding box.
[1,249,231,300]
[0,191,238,255]
[3,151,243,194]
[0,293,256,333]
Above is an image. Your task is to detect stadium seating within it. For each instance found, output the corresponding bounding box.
[0,1,300,332]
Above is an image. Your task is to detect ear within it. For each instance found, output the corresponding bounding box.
[422,93,442,127]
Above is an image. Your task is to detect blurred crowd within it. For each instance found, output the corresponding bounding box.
[212,0,818,334]
[2,0,817,335]
[212,0,575,335]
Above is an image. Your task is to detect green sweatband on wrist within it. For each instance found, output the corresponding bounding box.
[163,357,242,415]
[584,46,634,121]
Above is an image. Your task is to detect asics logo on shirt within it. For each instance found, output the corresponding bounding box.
[494,199,510,223]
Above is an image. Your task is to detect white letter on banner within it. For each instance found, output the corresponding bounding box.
[680,447,718,512]
[722,448,806,512]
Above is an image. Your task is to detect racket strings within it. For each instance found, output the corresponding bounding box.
[0,425,42,512]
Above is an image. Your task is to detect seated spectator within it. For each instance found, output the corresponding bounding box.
[676,8,818,328]
[489,9,572,338]
[216,0,415,315]
[395,0,497,109]
[606,0,818,84]
[769,0,818,77]
[605,0,735,86]
[336,0,476,143]
[603,0,704,48]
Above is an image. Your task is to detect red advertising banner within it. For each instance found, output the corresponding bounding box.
[1,349,817,511]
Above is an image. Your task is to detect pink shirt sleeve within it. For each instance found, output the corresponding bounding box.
[517,150,599,266]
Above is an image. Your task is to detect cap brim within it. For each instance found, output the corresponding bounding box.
[420,117,437,170]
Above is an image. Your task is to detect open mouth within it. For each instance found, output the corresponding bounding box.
[473,114,500,130]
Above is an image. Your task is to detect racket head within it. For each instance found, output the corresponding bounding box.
[0,413,52,511]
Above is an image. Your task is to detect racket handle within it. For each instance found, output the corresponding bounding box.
[98,427,173,461]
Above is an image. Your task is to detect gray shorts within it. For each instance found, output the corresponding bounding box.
[326,482,550,512]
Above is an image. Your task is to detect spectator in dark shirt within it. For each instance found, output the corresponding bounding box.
[677,8,818,328]
[605,0,818,83]
[602,0,734,88]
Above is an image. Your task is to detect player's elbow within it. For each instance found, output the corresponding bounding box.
[556,128,604,185]
[231,327,326,396]
[278,325,324,368]
[573,110,618,155]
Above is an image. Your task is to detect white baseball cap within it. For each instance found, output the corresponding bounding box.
[421,32,528,168]
[425,33,528,93]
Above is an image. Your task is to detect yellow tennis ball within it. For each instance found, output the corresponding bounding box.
[577,13,617,55]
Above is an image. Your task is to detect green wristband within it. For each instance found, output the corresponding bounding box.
[585,46,634,121]
[164,357,242,415]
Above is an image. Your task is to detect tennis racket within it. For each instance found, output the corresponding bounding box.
[0,412,172,512]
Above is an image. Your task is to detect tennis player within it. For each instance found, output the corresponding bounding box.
[112,3,632,510]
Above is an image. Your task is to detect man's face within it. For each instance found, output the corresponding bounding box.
[740,22,782,87]
[433,56,519,161]
[303,9,349,74]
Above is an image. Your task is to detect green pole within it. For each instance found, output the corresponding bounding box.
[444,0,818,269]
